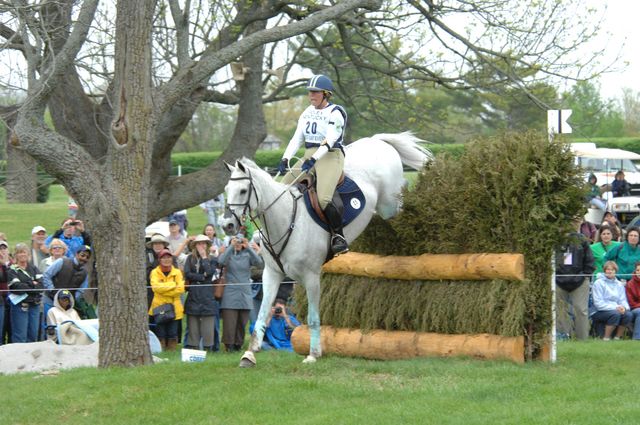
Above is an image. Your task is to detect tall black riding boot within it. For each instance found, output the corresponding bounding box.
[323,202,349,255]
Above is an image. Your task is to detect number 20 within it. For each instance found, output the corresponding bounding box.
[305,121,317,134]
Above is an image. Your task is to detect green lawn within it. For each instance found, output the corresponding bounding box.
[0,185,210,247]
[0,340,638,424]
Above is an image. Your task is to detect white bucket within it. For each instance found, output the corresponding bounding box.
[584,208,605,225]
[181,348,207,363]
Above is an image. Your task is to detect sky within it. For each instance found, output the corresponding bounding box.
[589,1,640,99]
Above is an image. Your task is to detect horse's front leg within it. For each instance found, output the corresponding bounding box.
[303,272,322,363]
[239,266,283,368]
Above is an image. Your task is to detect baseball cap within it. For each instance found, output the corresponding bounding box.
[0,240,8,248]
[31,226,46,235]
[169,219,179,225]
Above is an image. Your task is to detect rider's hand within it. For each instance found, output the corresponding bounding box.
[278,159,288,175]
[301,158,316,173]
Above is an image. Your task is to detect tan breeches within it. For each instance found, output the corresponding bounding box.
[282,147,344,209]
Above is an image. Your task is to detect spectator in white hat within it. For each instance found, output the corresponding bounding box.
[30,225,49,267]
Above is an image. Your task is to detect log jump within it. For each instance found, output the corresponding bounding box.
[322,252,525,281]
[292,325,525,363]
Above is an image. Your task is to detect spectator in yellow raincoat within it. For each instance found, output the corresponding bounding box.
[149,249,185,351]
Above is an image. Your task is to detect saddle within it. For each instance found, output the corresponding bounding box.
[298,173,366,232]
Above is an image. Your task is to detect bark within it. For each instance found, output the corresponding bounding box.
[2,108,37,203]
[5,141,38,203]
[323,252,526,281]
[292,325,525,363]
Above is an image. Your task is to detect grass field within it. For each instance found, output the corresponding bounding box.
[0,340,639,424]
[0,185,210,247]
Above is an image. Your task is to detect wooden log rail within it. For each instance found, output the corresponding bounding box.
[292,325,525,364]
[322,252,525,281]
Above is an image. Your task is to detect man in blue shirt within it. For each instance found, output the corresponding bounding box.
[261,298,300,351]
[44,218,91,258]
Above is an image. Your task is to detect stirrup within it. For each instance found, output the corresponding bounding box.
[331,234,349,255]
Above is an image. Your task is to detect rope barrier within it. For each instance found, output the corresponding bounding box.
[6,271,635,294]
[5,280,299,293]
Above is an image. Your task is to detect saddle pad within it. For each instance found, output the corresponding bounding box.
[304,175,366,231]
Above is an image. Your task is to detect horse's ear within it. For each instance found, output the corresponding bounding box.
[236,160,246,173]
[223,161,234,172]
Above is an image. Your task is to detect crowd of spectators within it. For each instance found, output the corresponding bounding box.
[557,183,640,340]
[0,209,300,353]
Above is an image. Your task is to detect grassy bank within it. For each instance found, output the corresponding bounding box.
[0,185,209,247]
[1,340,638,424]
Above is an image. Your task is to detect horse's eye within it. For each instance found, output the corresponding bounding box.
[240,189,247,196]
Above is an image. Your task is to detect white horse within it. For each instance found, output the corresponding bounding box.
[224,132,432,367]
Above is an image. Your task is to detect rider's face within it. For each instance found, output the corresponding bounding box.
[308,90,326,109]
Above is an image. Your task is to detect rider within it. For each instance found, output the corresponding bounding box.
[278,74,348,255]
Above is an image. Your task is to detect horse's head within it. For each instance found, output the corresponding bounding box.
[223,158,260,234]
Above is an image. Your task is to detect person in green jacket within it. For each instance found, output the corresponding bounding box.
[605,226,640,281]
[591,224,621,274]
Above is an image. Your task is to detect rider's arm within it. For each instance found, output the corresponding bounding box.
[311,107,345,162]
[283,114,306,160]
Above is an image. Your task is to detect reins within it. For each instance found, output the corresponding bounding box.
[227,168,304,275]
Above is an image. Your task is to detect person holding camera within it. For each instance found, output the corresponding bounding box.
[217,233,263,352]
[7,243,43,342]
[45,218,92,259]
[261,298,300,351]
[183,234,220,352]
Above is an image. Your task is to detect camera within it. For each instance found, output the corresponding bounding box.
[69,221,79,225]
[274,306,283,315]
[236,233,244,241]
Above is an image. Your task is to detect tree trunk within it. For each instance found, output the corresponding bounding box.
[94,211,152,366]
[227,20,268,158]
[96,0,156,367]
[6,139,38,203]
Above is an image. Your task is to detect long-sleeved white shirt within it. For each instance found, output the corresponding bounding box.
[283,103,346,162]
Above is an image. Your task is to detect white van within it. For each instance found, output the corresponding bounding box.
[571,143,640,193]
[572,143,640,227]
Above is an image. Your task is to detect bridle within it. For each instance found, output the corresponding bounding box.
[226,168,299,274]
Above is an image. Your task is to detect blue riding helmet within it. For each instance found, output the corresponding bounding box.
[306,74,334,93]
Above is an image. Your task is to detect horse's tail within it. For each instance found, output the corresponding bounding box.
[372,132,433,170]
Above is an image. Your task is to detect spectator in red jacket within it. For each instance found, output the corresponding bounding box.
[625,262,640,340]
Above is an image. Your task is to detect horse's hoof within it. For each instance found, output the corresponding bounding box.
[302,355,317,364]
[239,351,256,368]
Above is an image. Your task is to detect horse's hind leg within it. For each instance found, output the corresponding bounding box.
[303,272,322,363]
[239,266,283,368]
[376,177,405,220]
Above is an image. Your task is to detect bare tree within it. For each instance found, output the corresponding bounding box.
[1,0,381,367]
